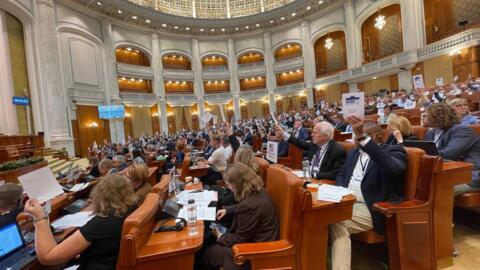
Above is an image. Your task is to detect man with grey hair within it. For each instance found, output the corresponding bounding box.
[276,121,346,180]
[99,159,117,176]
[112,155,128,171]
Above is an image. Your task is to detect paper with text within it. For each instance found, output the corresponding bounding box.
[18,167,64,203]
[342,92,365,119]
[266,141,278,163]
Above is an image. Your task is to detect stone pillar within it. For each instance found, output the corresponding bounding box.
[0,10,19,135]
[101,18,125,143]
[151,33,168,134]
[344,0,360,68]
[228,38,241,119]
[36,0,74,154]
[263,32,276,114]
[400,0,426,51]
[301,21,315,108]
[398,69,413,90]
[192,39,205,118]
[348,83,358,93]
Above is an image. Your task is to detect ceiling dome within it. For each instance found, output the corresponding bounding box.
[128,0,295,18]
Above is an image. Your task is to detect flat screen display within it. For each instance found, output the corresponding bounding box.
[0,223,23,258]
[98,105,125,119]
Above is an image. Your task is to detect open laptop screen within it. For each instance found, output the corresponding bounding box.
[0,223,23,259]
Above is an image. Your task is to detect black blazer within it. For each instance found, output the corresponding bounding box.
[277,140,289,157]
[288,136,346,180]
[335,140,407,233]
[385,134,418,145]
[219,189,279,247]
[243,132,254,146]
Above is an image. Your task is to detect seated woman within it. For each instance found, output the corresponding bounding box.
[448,98,478,125]
[86,157,100,178]
[385,116,418,145]
[203,162,279,270]
[378,105,397,125]
[127,164,153,205]
[24,174,137,270]
[234,145,259,174]
[424,103,480,196]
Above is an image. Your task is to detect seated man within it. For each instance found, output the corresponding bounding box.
[330,117,407,270]
[276,121,346,180]
[292,118,311,141]
[423,103,480,196]
[200,134,227,186]
[275,132,289,157]
[99,159,117,176]
[112,155,128,171]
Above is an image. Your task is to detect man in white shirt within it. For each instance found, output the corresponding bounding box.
[331,117,407,270]
[201,134,227,186]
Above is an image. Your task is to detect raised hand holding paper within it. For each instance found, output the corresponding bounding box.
[18,167,64,203]
[342,92,364,119]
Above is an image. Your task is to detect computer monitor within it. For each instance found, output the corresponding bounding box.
[0,222,24,259]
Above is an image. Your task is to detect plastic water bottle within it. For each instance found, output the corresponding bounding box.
[187,199,198,236]
[302,159,311,182]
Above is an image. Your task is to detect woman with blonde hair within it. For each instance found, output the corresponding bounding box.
[127,163,152,205]
[233,144,259,174]
[448,98,478,125]
[24,174,137,270]
[204,162,279,270]
[385,116,418,144]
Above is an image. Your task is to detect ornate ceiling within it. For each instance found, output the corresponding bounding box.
[72,0,341,35]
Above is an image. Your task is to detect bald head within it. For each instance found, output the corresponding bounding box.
[311,121,334,145]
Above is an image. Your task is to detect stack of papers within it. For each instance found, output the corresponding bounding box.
[178,206,217,221]
[51,211,94,229]
[292,170,304,178]
[317,184,355,203]
[176,190,218,205]
[64,183,89,192]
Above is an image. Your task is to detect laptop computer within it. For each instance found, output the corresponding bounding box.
[403,140,439,156]
[0,222,36,270]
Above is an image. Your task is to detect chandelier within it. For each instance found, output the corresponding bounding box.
[324,37,333,50]
[375,14,386,30]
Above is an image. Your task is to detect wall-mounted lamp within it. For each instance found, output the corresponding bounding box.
[124,112,132,118]
[152,112,159,117]
[167,112,174,117]
[449,49,462,56]
[88,122,99,128]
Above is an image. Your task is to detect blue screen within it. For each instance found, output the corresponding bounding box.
[0,223,23,258]
[98,105,125,119]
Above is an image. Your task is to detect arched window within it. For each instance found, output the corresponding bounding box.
[202,55,228,70]
[162,53,192,70]
[314,31,347,78]
[274,43,302,61]
[237,51,264,67]
[115,46,150,66]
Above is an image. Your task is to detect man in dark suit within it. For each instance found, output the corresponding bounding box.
[423,103,480,195]
[330,117,407,270]
[292,119,310,141]
[276,121,346,180]
[242,127,253,146]
[274,132,289,157]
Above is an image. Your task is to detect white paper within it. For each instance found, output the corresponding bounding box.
[266,141,278,164]
[219,104,226,122]
[412,74,425,89]
[201,112,213,128]
[18,167,64,203]
[212,114,218,124]
[51,211,94,229]
[435,77,444,87]
[176,190,218,203]
[270,113,279,125]
[292,170,304,178]
[404,100,416,110]
[178,206,217,221]
[317,184,355,203]
[342,92,365,119]
[64,182,90,193]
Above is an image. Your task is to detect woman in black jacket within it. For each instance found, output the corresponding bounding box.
[385,116,418,145]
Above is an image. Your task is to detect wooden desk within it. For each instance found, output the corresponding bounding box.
[434,161,473,268]
[133,220,204,270]
[188,165,208,178]
[301,194,356,270]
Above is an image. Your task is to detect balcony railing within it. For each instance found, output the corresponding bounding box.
[238,61,265,69]
[201,69,230,80]
[273,56,304,73]
[275,82,305,95]
[162,69,194,81]
[239,88,268,100]
[238,64,266,78]
[116,63,154,79]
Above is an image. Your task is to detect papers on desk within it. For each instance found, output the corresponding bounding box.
[51,211,94,229]
[292,170,304,178]
[176,190,218,205]
[63,182,90,193]
[18,167,64,203]
[317,184,355,203]
[178,206,217,221]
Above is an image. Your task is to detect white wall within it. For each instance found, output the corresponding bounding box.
[112,25,151,51]
[199,40,228,56]
[56,3,102,39]
[309,7,345,41]
[235,36,264,54]
[159,37,192,55]
[271,25,302,48]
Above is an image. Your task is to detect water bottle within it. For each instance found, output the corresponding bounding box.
[302,158,311,182]
[187,199,198,236]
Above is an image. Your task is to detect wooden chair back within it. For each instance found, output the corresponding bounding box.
[469,124,480,136]
[412,126,428,140]
[338,142,356,153]
[266,165,303,240]
[403,147,426,200]
[255,157,270,183]
[179,153,190,181]
[117,193,159,270]
[333,129,352,142]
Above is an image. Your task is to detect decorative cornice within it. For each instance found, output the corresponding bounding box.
[162,69,194,81]
[116,63,154,79]
[238,65,267,78]
[275,82,305,96]
[239,89,268,100]
[201,69,230,80]
[165,93,197,106]
[273,56,305,73]
[120,92,158,106]
[205,93,233,104]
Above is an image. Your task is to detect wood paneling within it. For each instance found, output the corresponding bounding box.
[276,70,304,86]
[115,47,150,66]
[274,43,302,61]
[118,77,152,93]
[124,106,132,139]
[361,4,403,64]
[164,81,194,94]
[389,74,399,90]
[204,80,230,93]
[424,0,480,44]
[240,77,266,91]
[150,105,160,135]
[314,31,348,78]
[238,52,264,65]
[452,45,480,82]
[162,54,191,70]
[74,105,111,157]
[166,104,176,134]
[202,55,228,68]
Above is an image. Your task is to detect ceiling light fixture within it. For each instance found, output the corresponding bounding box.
[324,37,333,50]
[256,23,260,27]
[117,9,122,14]
[174,26,179,29]
[291,12,296,17]
[96,2,102,6]
[270,20,274,23]
[306,6,311,10]
[132,15,137,20]
[221,28,226,32]
[374,10,386,30]
[245,25,249,29]
[235,27,239,30]
[162,23,167,27]
[130,78,135,81]
[200,28,204,32]
[280,17,285,20]
[318,0,324,4]
[145,19,150,23]
[211,29,215,32]
[185,27,190,30]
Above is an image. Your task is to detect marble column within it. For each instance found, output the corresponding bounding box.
[400,0,426,51]
[344,0,360,68]
[0,9,19,135]
[263,32,276,114]
[398,69,413,90]
[101,18,125,143]
[348,83,358,93]
[228,38,241,119]
[301,20,315,108]
[192,38,205,118]
[151,33,168,134]
[35,0,74,154]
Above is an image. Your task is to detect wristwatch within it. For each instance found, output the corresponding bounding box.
[34,215,48,225]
